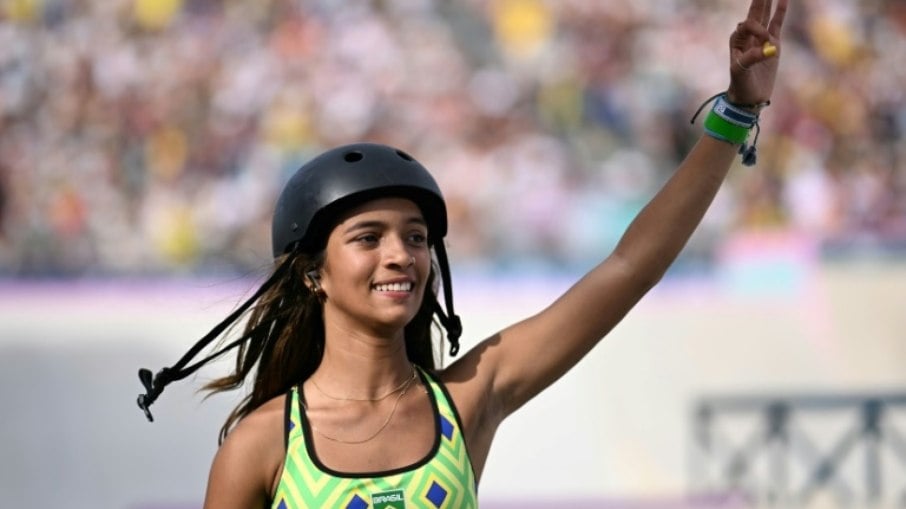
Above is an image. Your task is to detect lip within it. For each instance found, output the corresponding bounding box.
[372,276,414,286]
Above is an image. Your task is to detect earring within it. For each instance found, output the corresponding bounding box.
[306,270,325,298]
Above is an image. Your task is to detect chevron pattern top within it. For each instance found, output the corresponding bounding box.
[271,367,478,509]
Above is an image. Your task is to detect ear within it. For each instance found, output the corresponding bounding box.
[305,270,322,293]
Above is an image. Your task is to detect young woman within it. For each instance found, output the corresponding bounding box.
[136,0,788,507]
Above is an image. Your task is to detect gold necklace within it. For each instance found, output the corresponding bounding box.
[311,365,417,402]
[303,372,418,445]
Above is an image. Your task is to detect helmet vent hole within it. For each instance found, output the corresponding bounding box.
[396,150,414,162]
[344,151,364,163]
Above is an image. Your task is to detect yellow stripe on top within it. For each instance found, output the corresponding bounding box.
[271,367,477,509]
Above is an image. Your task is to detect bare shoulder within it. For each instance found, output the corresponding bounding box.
[203,394,287,509]
[238,394,287,440]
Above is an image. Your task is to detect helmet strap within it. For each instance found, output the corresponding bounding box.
[136,253,296,422]
[432,241,462,356]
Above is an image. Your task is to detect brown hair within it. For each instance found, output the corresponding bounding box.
[203,250,440,443]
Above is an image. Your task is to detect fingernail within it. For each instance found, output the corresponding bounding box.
[762,42,777,57]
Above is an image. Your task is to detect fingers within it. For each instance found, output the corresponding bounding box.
[731,0,785,85]
[746,0,773,26]
[735,44,778,72]
[768,0,789,38]
[731,17,780,71]
[761,0,774,25]
[732,18,772,48]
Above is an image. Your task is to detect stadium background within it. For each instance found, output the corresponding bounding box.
[1,0,904,507]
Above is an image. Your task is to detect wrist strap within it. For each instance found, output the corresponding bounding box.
[706,95,756,142]
[704,109,752,145]
[691,92,768,167]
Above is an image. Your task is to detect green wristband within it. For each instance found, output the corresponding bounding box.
[691,92,766,166]
[703,110,751,145]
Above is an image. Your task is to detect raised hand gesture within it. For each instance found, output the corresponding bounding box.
[727,0,788,107]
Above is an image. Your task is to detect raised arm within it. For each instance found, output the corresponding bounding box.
[449,0,789,421]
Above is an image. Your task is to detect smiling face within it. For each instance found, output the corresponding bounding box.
[317,197,431,339]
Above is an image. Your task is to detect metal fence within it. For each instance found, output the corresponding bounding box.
[691,393,906,508]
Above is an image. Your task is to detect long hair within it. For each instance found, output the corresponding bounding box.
[204,249,440,443]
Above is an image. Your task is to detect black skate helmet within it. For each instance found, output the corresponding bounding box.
[136,143,462,422]
[272,143,447,256]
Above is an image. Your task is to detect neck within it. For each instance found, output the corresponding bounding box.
[312,322,415,400]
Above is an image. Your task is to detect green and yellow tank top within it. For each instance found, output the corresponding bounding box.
[271,368,478,509]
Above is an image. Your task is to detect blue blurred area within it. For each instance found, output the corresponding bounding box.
[1,0,904,277]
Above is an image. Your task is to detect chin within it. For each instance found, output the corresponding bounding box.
[374,309,421,334]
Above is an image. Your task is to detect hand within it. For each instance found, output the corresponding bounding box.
[726,0,788,108]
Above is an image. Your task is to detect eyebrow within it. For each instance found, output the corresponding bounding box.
[343,217,427,234]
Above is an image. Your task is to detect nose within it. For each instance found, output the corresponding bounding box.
[384,234,416,268]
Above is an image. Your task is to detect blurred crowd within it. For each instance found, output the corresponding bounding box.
[0,0,904,276]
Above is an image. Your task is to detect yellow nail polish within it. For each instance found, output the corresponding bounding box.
[763,42,777,57]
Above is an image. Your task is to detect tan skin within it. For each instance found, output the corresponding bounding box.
[204,0,788,506]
